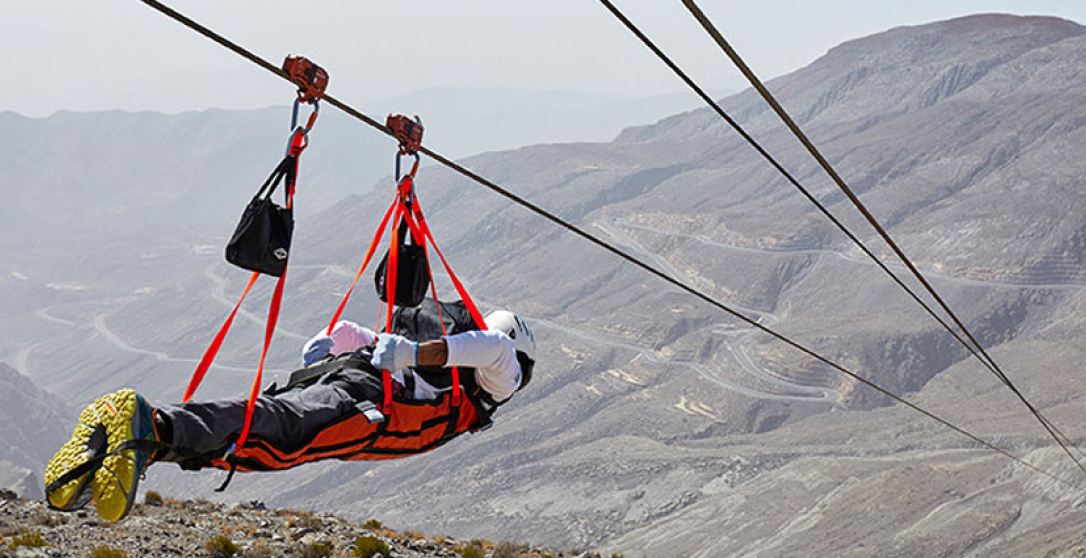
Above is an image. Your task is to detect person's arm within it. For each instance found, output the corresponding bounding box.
[372,331,521,401]
[443,330,521,401]
[416,339,449,367]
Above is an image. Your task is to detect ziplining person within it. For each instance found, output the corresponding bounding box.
[43,57,539,522]
[45,298,536,521]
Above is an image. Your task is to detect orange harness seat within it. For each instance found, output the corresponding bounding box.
[209,300,497,475]
[213,382,482,473]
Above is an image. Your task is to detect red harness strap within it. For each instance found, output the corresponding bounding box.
[325,199,397,335]
[184,127,308,448]
[184,246,291,448]
[380,202,407,413]
[398,200,466,406]
[234,268,287,446]
[414,204,487,329]
[323,137,488,415]
[183,272,259,402]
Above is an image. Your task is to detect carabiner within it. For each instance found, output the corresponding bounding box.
[290,98,320,134]
[285,98,319,155]
[395,151,421,182]
[286,128,308,157]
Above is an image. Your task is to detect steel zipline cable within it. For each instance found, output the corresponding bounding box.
[589,1,993,385]
[672,0,1086,471]
[135,0,1074,486]
[592,0,1086,478]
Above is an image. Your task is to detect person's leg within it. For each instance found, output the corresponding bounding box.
[44,371,383,522]
[158,370,382,458]
[44,389,155,522]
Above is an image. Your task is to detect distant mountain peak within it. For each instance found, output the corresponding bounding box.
[619,12,1086,144]
[932,13,1084,33]
[832,12,1086,56]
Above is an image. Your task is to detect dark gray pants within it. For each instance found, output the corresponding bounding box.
[157,370,383,458]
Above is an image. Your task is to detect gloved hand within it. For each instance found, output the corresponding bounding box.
[302,335,335,367]
[372,333,417,371]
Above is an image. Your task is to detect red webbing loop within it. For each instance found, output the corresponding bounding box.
[377,203,409,415]
[413,202,487,330]
[183,272,260,402]
[384,203,405,334]
[382,370,393,415]
[397,175,415,204]
[401,204,461,406]
[325,199,397,335]
[303,110,319,133]
[398,204,426,249]
[235,268,288,447]
[288,130,307,158]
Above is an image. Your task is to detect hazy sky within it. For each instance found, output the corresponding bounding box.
[6,0,1086,117]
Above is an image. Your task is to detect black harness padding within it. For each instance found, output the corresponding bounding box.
[375,219,431,307]
[265,354,372,396]
[391,298,480,340]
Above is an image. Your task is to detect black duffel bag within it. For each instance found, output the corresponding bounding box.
[225,155,296,277]
[375,220,431,307]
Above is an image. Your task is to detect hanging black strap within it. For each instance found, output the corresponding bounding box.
[264,354,374,395]
[215,455,239,492]
[253,154,297,205]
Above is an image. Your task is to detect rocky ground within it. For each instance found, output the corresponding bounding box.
[0,490,599,558]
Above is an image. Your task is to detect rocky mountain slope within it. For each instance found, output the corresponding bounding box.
[0,493,584,558]
[5,13,1086,558]
[0,365,71,500]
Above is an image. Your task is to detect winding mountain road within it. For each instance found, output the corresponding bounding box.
[592,216,1086,404]
[92,314,265,373]
[608,218,1086,291]
[592,221,838,402]
[203,265,306,341]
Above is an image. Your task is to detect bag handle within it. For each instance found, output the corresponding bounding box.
[252,155,296,205]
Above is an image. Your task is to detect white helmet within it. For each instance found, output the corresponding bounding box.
[485,311,536,362]
[485,310,536,389]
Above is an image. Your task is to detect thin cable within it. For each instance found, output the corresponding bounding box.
[135,0,1074,486]
[676,0,1086,474]
[592,0,1086,478]
[590,0,989,387]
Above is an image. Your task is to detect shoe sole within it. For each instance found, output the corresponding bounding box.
[90,389,145,521]
[44,400,109,510]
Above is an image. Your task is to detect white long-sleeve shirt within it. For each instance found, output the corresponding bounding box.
[444,329,522,401]
[302,321,521,402]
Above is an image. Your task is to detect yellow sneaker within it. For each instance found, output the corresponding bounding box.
[89,389,157,521]
[44,400,109,510]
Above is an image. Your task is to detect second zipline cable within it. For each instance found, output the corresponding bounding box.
[594,0,1086,477]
